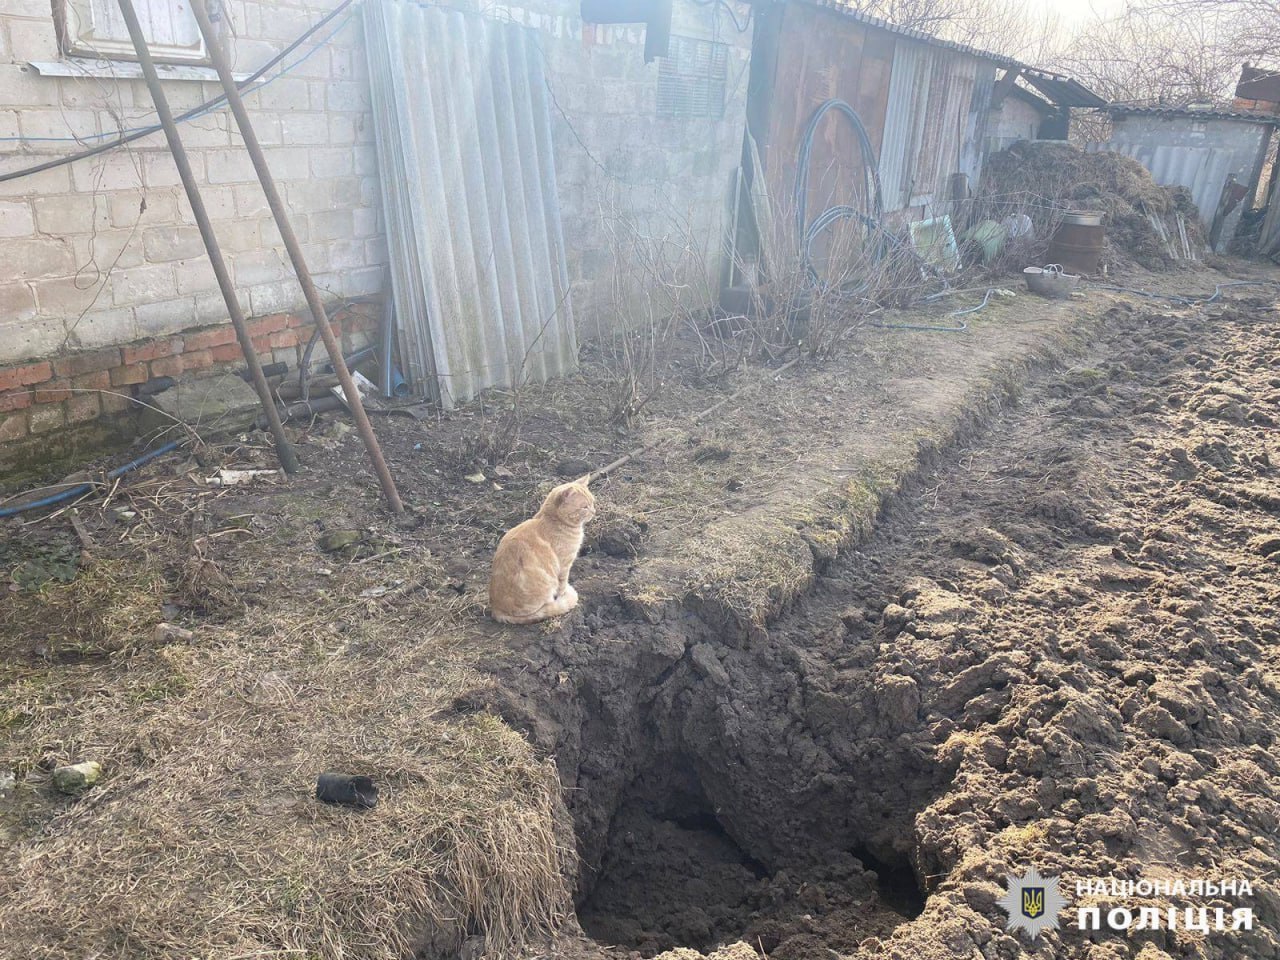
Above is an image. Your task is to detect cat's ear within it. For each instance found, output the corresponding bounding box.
[577,473,592,487]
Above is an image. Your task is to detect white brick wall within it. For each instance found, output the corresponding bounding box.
[0,0,386,364]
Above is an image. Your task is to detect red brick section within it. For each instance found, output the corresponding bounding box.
[111,363,150,387]
[34,381,73,404]
[182,350,215,372]
[121,337,182,365]
[0,390,34,413]
[185,326,237,351]
[52,347,120,379]
[66,393,101,423]
[0,361,53,393]
[209,343,243,363]
[148,356,183,379]
[0,302,381,444]
[0,413,27,443]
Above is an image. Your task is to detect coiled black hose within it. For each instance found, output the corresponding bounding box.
[793,98,884,291]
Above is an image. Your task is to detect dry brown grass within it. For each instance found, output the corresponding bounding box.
[0,515,572,960]
[2,558,167,661]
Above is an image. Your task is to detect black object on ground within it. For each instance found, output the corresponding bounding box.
[315,772,378,809]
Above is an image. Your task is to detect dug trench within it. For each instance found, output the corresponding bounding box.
[464,292,1280,960]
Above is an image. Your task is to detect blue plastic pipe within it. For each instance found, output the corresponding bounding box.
[0,440,183,519]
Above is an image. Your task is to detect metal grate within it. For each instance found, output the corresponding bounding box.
[657,35,728,120]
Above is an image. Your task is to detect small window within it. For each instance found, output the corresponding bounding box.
[657,35,728,120]
[57,0,206,63]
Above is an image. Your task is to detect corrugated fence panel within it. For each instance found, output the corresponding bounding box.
[959,56,994,189]
[878,39,925,212]
[364,0,575,408]
[1091,141,1232,228]
[879,44,994,214]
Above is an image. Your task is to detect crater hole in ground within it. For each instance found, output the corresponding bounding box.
[575,755,929,958]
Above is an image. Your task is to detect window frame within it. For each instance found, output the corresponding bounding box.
[54,0,209,66]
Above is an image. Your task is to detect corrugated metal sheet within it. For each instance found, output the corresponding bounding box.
[879,43,994,213]
[364,0,575,409]
[1093,141,1235,229]
[1020,68,1106,108]
[1105,105,1280,125]
[878,40,925,212]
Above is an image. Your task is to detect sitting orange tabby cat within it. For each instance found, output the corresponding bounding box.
[489,475,595,624]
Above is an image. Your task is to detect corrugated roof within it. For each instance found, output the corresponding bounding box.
[793,0,1020,66]
[788,1,1107,108]
[1106,104,1280,125]
[1020,67,1106,108]
[1007,83,1053,113]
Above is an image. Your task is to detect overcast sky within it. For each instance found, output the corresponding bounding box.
[1053,0,1126,28]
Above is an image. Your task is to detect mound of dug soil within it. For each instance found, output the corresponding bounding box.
[981,141,1205,270]
[480,286,1280,960]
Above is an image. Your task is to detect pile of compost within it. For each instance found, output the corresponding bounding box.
[980,140,1206,269]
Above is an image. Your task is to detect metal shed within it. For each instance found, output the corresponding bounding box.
[745,0,1008,235]
[1097,106,1277,253]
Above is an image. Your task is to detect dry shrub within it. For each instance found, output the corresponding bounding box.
[176,551,241,615]
[446,396,524,472]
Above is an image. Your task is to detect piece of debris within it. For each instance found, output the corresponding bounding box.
[359,581,403,598]
[555,458,592,478]
[0,769,15,795]
[52,761,102,795]
[153,622,195,644]
[330,370,385,412]
[206,468,283,487]
[318,530,363,553]
[464,471,486,484]
[68,509,95,555]
[113,507,138,521]
[726,477,745,492]
[143,373,263,434]
[315,772,378,809]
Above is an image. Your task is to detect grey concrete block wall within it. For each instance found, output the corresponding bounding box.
[0,0,752,368]
[0,0,385,366]
[473,0,754,337]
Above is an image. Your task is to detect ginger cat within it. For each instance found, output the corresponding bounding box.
[489,475,596,624]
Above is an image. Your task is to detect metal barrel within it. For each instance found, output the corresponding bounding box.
[1048,213,1105,275]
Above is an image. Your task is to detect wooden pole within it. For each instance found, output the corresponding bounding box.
[114,0,299,475]
[189,0,405,514]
